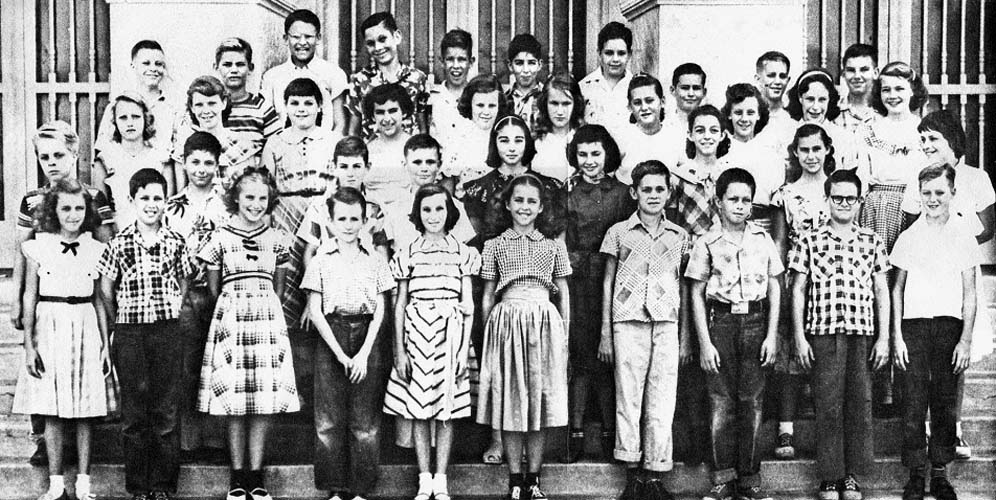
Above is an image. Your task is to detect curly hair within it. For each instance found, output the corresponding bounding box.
[457,74,510,121]
[786,69,841,122]
[186,75,229,126]
[786,123,837,183]
[110,92,156,143]
[721,83,769,137]
[566,124,621,174]
[872,61,929,115]
[534,73,586,139]
[222,166,279,215]
[362,82,413,121]
[35,178,101,235]
[685,105,731,159]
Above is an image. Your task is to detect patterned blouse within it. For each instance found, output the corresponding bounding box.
[390,234,482,300]
[481,228,572,295]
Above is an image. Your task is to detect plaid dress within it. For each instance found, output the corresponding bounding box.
[196,224,300,416]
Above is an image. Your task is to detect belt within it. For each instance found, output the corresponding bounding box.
[39,295,93,304]
[708,299,767,315]
[329,313,374,322]
[279,190,325,198]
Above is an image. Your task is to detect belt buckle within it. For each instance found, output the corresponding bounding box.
[731,302,749,315]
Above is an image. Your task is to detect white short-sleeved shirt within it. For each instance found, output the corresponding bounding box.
[260,58,348,131]
[722,139,786,206]
[579,69,632,132]
[614,122,685,185]
[900,159,996,238]
[890,216,981,319]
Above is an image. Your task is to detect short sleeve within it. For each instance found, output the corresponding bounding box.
[599,224,620,257]
[765,234,786,277]
[390,246,412,280]
[260,103,282,139]
[17,194,39,230]
[552,239,572,279]
[481,238,498,281]
[274,230,291,268]
[374,255,396,294]
[770,186,786,208]
[871,234,890,274]
[787,235,809,274]
[328,66,349,101]
[889,231,914,272]
[460,245,482,276]
[683,238,711,282]
[296,203,324,246]
[96,242,120,281]
[299,256,323,294]
[20,239,42,265]
[197,232,224,269]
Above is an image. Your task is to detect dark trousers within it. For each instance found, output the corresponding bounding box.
[706,308,768,486]
[678,357,710,462]
[568,274,615,428]
[313,314,384,496]
[811,334,873,481]
[177,286,224,451]
[901,317,962,469]
[113,320,182,494]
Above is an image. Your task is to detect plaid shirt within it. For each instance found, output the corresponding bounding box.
[481,228,572,295]
[667,163,720,241]
[97,223,194,324]
[347,62,429,140]
[788,224,889,336]
[506,82,544,132]
[833,100,879,133]
[299,237,395,316]
[684,222,784,303]
[600,213,690,323]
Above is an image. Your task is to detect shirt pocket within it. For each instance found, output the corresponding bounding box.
[810,252,838,282]
[847,254,874,284]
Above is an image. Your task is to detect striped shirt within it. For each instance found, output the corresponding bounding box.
[225,93,282,151]
[390,234,481,300]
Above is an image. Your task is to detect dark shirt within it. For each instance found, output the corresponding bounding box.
[461,168,567,249]
[566,174,636,277]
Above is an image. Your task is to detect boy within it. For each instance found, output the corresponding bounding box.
[347,11,429,139]
[834,44,880,132]
[685,168,783,500]
[301,187,395,500]
[580,22,633,131]
[215,38,282,150]
[428,29,475,140]
[753,51,793,130]
[789,169,891,500]
[261,9,349,133]
[891,164,978,500]
[600,160,690,500]
[98,168,194,500]
[665,63,708,130]
[163,132,230,464]
[363,83,414,208]
[505,33,545,131]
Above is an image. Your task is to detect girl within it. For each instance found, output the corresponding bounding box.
[722,83,770,146]
[531,73,586,182]
[563,125,635,463]
[667,105,730,241]
[786,68,860,170]
[94,92,171,228]
[14,180,113,500]
[384,184,481,500]
[615,73,682,185]
[857,61,930,252]
[197,167,299,500]
[477,174,571,500]
[443,74,511,195]
[769,123,835,460]
[261,77,338,333]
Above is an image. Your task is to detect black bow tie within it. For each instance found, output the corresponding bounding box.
[61,241,79,256]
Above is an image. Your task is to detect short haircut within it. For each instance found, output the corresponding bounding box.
[362,83,414,120]
[787,123,837,181]
[507,33,542,61]
[186,75,228,126]
[534,72,586,138]
[410,183,461,233]
[36,178,100,234]
[485,115,537,168]
[360,11,398,34]
[755,51,791,73]
[131,40,163,59]
[685,104,731,159]
[441,29,473,54]
[404,133,442,157]
[33,120,80,156]
[918,163,956,189]
[110,92,156,143]
[457,74,510,120]
[567,124,622,174]
[824,167,862,197]
[326,186,367,220]
[334,136,369,165]
[129,167,168,198]
[631,159,670,188]
[721,83,770,136]
[917,110,966,160]
[597,21,632,51]
[284,77,324,106]
[842,43,878,66]
[872,61,929,114]
[787,69,841,122]
[627,73,666,123]
[223,166,279,214]
[183,131,222,160]
[285,9,321,33]
[716,167,756,199]
[215,37,254,66]
[671,62,707,88]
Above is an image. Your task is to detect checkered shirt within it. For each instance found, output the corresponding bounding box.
[600,213,690,323]
[18,185,115,231]
[347,62,429,140]
[481,228,572,295]
[684,222,784,304]
[667,165,719,240]
[788,224,890,336]
[833,101,879,133]
[97,223,194,324]
[299,237,395,316]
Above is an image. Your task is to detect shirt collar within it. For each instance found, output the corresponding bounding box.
[318,236,371,256]
[501,228,545,241]
[570,173,616,192]
[624,211,677,236]
[509,83,544,100]
[702,221,766,245]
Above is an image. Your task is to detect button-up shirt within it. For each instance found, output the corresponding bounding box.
[506,82,544,132]
[261,57,349,131]
[833,99,879,133]
[481,228,572,295]
[579,69,632,132]
[299,238,395,316]
[684,222,784,303]
[600,213,690,323]
[667,162,722,240]
[567,174,636,277]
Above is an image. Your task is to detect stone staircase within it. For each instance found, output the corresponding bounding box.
[1,272,994,499]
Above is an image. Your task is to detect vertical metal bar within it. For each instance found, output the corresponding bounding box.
[47,0,57,122]
[921,0,928,86]
[858,0,865,43]
[511,0,517,37]
[820,0,827,67]
[428,0,435,84]
[68,0,78,130]
[567,0,574,73]
[530,0,535,34]
[391,0,397,14]
[351,0,358,72]
[941,0,949,106]
[547,0,554,73]
[408,0,415,65]
[490,0,497,74]
[840,0,847,68]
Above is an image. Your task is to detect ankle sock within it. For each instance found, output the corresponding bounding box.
[954,421,963,436]
[75,474,91,494]
[778,422,794,435]
[48,475,65,497]
[931,465,947,478]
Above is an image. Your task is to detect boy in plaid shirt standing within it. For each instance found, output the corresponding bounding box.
[788,169,891,500]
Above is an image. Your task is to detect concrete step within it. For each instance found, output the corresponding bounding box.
[1,459,994,499]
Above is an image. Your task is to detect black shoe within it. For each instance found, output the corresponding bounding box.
[839,475,862,500]
[618,474,643,500]
[644,479,675,500]
[817,481,839,500]
[29,441,48,466]
[902,476,925,500]
[129,494,148,500]
[930,476,958,500]
[560,429,584,463]
[149,491,171,500]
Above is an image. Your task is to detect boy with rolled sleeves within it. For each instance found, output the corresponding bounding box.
[685,168,783,500]
[789,169,891,500]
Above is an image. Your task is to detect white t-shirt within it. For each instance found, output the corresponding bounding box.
[723,139,786,206]
[531,131,574,183]
[900,159,996,238]
[890,216,981,319]
[614,122,685,185]
[579,69,632,132]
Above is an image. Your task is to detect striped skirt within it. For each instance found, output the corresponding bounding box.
[859,184,905,252]
[476,285,568,432]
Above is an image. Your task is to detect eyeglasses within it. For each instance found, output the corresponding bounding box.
[829,195,860,206]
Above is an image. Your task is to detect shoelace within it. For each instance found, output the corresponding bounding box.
[842,476,859,490]
[529,484,548,499]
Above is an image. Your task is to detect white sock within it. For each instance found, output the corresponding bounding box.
[433,473,448,491]
[955,421,963,436]
[75,474,91,498]
[778,422,794,435]
[48,475,65,496]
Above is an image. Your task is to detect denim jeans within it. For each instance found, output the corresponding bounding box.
[811,334,873,481]
[113,320,182,494]
[706,308,768,487]
[177,286,224,451]
[901,317,962,469]
[313,314,384,496]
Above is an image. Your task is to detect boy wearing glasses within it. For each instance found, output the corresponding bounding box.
[788,169,891,500]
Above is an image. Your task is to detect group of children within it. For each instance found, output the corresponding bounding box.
[9,7,995,500]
